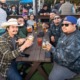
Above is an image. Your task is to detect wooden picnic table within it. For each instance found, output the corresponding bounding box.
[16,26,51,80]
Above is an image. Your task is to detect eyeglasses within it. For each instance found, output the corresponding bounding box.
[61,23,72,27]
[54,17,60,20]
[18,20,24,22]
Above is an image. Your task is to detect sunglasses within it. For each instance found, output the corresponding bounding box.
[61,23,72,27]
[54,17,60,20]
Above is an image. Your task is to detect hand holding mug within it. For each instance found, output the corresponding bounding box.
[46,42,52,51]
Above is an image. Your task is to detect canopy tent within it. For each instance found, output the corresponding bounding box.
[20,0,33,3]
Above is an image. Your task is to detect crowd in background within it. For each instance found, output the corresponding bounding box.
[1,0,80,80]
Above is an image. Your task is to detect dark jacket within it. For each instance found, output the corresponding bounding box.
[50,30,80,73]
[48,23,62,47]
[38,9,51,22]
[17,26,28,38]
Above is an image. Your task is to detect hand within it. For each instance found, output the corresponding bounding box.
[42,23,49,28]
[16,38,26,45]
[46,43,52,51]
[51,36,55,42]
[42,23,46,28]
[19,39,33,52]
[44,13,47,16]
[25,39,33,48]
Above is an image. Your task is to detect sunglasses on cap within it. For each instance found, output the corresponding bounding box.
[61,23,73,27]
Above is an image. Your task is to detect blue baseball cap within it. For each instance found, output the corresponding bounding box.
[64,16,77,24]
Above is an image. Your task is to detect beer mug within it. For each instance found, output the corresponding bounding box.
[42,39,46,50]
[27,34,34,41]
[27,26,32,33]
[34,23,37,32]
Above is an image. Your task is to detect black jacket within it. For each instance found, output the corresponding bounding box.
[48,23,62,47]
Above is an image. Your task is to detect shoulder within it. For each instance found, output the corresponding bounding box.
[27,20,30,23]
[0,35,6,44]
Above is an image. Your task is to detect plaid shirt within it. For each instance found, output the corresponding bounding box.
[0,32,20,77]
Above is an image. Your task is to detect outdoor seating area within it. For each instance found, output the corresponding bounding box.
[1,0,80,80]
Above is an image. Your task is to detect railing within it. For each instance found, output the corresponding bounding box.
[7,15,80,20]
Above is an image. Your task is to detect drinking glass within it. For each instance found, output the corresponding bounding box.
[27,26,33,33]
[37,37,42,46]
[42,39,46,50]
[34,22,37,33]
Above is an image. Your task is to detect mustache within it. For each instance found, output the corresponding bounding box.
[13,30,18,32]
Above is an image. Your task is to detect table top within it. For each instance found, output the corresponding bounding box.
[17,26,51,62]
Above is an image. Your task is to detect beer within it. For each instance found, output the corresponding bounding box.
[27,35,34,41]
[34,22,37,32]
[42,42,46,50]
[34,26,37,32]
[27,26,32,33]
[34,22,37,27]
[42,26,47,33]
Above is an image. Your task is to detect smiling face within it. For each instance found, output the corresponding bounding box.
[61,21,76,34]
[17,17,25,26]
[49,13,56,20]
[7,25,18,37]
[30,15,34,20]
[53,16,61,26]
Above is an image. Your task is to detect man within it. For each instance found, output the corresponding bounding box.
[54,0,64,10]
[46,16,80,80]
[42,11,58,29]
[49,11,58,25]
[59,0,76,15]
[0,18,33,80]
[38,4,51,22]
[0,1,7,36]
[17,17,28,38]
[22,14,28,26]
[49,15,62,47]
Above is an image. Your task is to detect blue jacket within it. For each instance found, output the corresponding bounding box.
[50,30,80,73]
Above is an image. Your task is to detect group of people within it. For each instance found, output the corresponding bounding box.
[0,0,80,80]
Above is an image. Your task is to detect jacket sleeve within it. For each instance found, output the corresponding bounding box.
[50,37,80,67]
[48,24,54,37]
[0,38,20,61]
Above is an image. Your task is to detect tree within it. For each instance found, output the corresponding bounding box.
[44,0,54,7]
[44,0,80,6]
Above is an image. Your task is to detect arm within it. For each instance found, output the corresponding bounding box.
[72,5,76,14]
[0,38,20,61]
[50,37,80,67]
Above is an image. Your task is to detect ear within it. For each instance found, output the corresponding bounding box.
[73,24,76,27]
[6,26,9,31]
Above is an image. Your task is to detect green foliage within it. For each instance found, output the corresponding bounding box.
[44,0,80,6]
[44,0,54,7]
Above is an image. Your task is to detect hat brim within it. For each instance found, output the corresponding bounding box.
[1,22,20,29]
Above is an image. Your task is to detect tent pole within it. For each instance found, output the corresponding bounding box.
[35,0,38,22]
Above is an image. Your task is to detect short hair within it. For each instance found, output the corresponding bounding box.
[51,9,60,15]
[43,4,48,8]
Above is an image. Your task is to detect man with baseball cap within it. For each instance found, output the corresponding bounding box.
[0,18,33,80]
[45,16,80,80]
